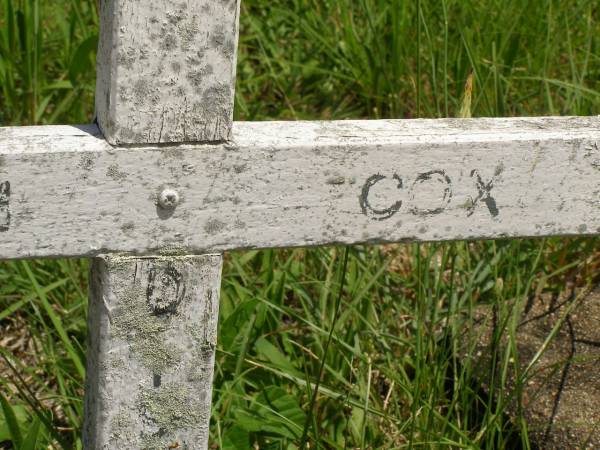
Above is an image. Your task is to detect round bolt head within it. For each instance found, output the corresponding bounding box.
[158,188,180,209]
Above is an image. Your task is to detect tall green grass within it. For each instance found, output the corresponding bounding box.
[0,0,599,448]
[0,0,97,125]
[236,0,600,120]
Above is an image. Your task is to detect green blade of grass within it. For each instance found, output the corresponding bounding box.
[0,392,23,448]
[21,261,85,379]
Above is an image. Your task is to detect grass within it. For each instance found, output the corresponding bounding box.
[0,0,599,448]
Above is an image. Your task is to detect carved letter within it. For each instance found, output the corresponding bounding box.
[146,264,186,315]
[359,174,404,221]
[0,181,10,232]
[468,170,499,218]
[409,170,452,216]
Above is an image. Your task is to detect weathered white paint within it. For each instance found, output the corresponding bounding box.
[0,116,599,259]
[95,0,241,145]
[90,2,238,447]
[83,254,222,449]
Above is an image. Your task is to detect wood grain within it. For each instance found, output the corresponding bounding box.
[0,116,599,259]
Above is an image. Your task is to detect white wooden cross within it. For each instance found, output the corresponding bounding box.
[2,1,599,448]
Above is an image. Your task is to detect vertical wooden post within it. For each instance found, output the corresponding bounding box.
[95,0,240,145]
[85,1,240,448]
[84,256,222,448]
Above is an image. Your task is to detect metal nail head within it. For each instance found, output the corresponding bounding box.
[158,188,180,209]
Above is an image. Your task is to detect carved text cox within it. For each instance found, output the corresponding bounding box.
[359,169,500,221]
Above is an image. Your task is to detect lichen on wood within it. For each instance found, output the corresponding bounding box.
[83,255,222,449]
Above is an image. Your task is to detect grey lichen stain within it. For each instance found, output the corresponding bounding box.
[160,33,178,51]
[111,283,182,375]
[201,84,230,111]
[204,218,226,235]
[158,244,187,257]
[121,221,135,234]
[179,17,199,52]
[108,411,135,445]
[494,162,505,177]
[132,78,151,101]
[109,355,126,371]
[138,383,204,449]
[171,61,182,73]
[186,66,214,89]
[578,224,588,233]
[166,8,186,25]
[116,127,145,144]
[78,153,97,172]
[139,384,202,428]
[233,163,247,174]
[107,164,129,182]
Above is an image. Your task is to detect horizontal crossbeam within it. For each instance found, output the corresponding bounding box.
[0,116,598,259]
